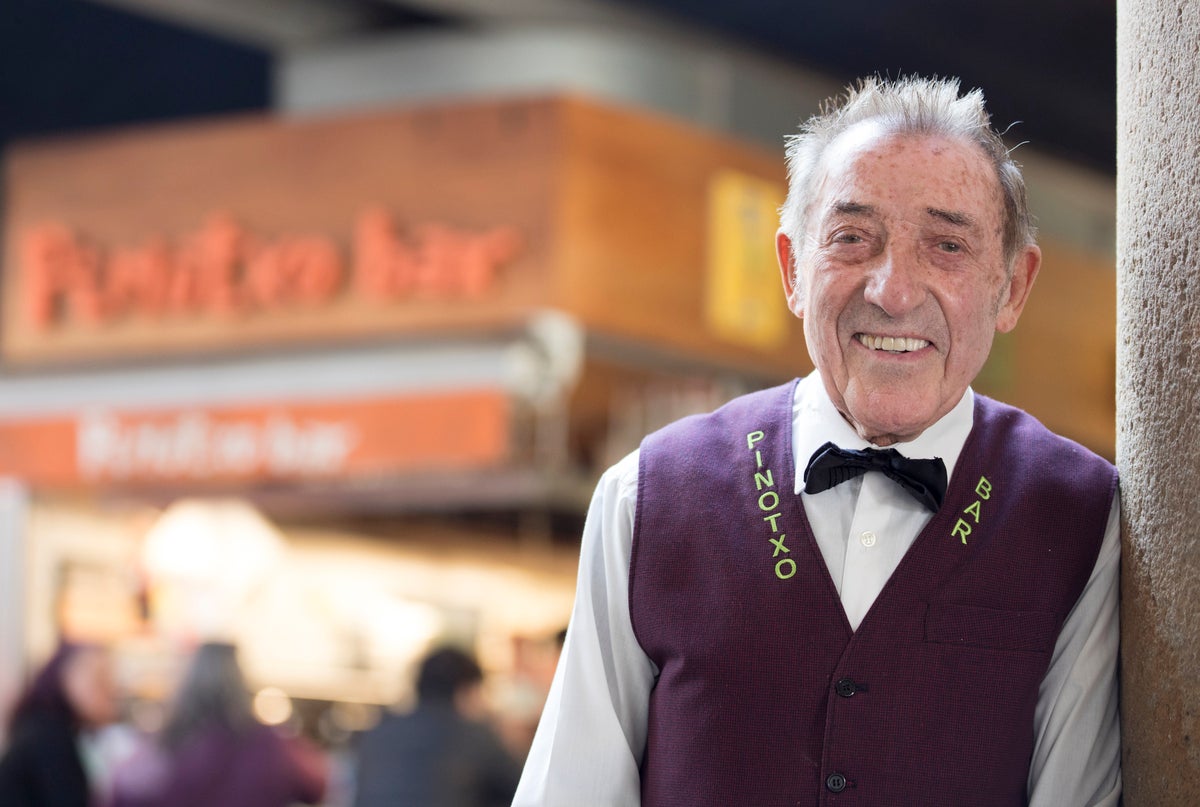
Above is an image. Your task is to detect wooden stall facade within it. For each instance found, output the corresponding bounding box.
[3,95,801,377]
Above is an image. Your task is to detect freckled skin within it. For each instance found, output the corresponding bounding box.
[777,124,1041,446]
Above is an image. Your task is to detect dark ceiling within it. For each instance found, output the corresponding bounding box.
[622,0,1116,173]
[1,0,1116,174]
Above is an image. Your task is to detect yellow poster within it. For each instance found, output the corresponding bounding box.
[705,171,788,350]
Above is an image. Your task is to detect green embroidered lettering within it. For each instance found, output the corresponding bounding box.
[754,469,774,491]
[952,518,972,545]
[964,500,982,523]
[976,476,992,500]
[744,430,793,581]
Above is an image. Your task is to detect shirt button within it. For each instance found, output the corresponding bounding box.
[826,773,848,793]
[860,530,877,547]
[835,677,858,698]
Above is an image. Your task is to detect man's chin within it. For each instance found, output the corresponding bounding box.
[842,399,941,447]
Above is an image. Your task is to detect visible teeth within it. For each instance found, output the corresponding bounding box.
[858,334,929,352]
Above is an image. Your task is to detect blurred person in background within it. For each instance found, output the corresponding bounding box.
[0,641,118,807]
[352,645,521,807]
[109,641,326,807]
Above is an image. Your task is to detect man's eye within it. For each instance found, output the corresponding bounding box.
[833,233,863,244]
[938,241,962,253]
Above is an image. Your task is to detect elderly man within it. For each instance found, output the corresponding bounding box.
[513,76,1120,806]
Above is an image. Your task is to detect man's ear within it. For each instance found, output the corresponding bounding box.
[777,230,804,317]
[995,244,1041,333]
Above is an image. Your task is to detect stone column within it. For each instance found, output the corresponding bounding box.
[1117,1,1200,802]
[0,479,30,748]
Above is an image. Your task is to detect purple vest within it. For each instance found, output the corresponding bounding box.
[630,380,1117,807]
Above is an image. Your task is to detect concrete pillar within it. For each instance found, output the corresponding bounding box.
[1117,1,1200,802]
[0,479,30,748]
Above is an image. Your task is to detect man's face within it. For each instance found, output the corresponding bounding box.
[777,123,1040,445]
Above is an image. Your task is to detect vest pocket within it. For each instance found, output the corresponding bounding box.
[924,602,1058,653]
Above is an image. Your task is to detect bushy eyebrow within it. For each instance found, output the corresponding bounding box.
[926,207,975,229]
[833,201,875,217]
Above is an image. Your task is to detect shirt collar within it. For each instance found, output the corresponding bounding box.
[792,370,974,494]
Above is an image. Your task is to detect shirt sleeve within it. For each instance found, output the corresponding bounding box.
[511,451,656,807]
[1027,495,1122,806]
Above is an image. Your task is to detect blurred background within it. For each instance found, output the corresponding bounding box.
[0,0,1115,804]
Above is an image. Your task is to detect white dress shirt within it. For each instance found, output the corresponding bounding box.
[513,372,1121,806]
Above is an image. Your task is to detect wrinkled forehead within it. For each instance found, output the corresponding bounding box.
[810,122,1005,229]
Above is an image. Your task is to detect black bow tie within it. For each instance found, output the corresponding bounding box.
[803,441,947,511]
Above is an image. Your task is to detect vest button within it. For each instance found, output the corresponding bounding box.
[826,773,848,793]
[835,677,858,698]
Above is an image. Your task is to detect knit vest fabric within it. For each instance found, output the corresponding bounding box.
[630,380,1117,807]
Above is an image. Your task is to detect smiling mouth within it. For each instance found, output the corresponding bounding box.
[855,333,930,353]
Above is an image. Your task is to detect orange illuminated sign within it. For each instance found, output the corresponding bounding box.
[20,210,522,330]
[0,390,511,487]
[3,95,804,376]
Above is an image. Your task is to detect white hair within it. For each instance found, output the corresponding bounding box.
[779,75,1036,270]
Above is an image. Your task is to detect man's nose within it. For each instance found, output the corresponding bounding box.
[863,245,926,317]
